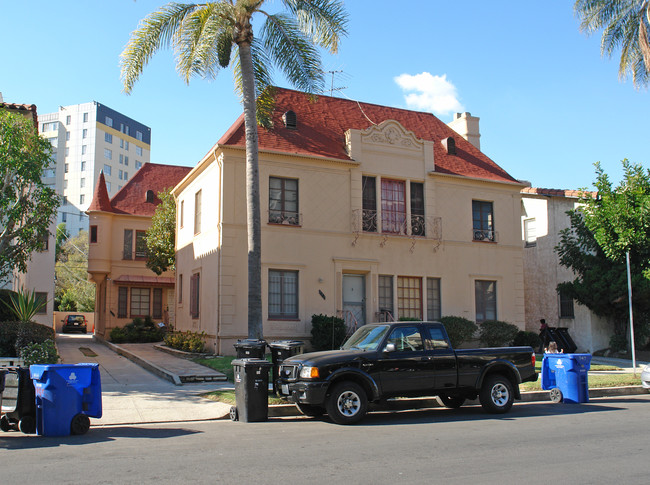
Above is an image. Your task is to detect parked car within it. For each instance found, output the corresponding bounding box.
[641,364,650,390]
[62,315,87,334]
[277,321,538,424]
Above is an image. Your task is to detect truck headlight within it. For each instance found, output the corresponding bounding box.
[300,366,319,379]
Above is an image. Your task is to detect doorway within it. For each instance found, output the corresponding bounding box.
[342,274,366,328]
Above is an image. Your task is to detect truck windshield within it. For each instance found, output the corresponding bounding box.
[342,325,390,351]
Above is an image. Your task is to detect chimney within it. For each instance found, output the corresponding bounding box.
[0,92,3,103]
[448,112,480,150]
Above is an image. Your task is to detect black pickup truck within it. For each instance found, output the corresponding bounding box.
[277,321,537,424]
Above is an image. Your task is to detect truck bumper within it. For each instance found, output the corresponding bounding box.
[278,381,329,405]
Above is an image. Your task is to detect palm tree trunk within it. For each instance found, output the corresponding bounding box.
[238,40,263,339]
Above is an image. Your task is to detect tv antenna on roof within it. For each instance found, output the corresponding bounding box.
[328,70,347,96]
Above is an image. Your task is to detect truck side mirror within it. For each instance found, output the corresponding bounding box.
[384,343,396,353]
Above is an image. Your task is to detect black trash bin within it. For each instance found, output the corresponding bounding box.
[268,340,304,393]
[233,339,267,359]
[230,358,272,422]
[0,367,36,434]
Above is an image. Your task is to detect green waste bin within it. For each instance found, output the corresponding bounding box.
[230,358,272,422]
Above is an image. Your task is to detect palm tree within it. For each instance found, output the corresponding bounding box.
[575,0,650,88]
[120,1,347,339]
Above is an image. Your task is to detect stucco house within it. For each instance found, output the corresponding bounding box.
[173,88,528,355]
[0,96,55,328]
[521,187,610,352]
[86,162,191,338]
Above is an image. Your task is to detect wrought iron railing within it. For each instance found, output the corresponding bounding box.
[472,229,497,242]
[352,210,442,251]
[337,310,360,337]
[268,210,302,226]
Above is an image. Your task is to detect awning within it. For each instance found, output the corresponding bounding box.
[111,275,175,287]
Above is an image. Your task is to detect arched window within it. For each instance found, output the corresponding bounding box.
[146,190,154,203]
[282,110,297,129]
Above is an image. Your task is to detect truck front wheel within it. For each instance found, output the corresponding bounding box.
[480,374,514,414]
[326,381,368,425]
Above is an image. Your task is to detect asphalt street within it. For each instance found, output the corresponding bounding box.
[0,394,648,484]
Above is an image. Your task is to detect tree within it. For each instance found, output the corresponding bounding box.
[121,1,348,339]
[55,230,95,312]
[574,0,650,88]
[555,161,650,345]
[580,160,650,277]
[0,108,59,283]
[145,189,177,275]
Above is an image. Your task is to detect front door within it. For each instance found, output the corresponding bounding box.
[343,274,365,329]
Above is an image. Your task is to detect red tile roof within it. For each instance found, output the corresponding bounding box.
[218,88,519,184]
[0,102,38,130]
[87,171,112,212]
[521,187,597,198]
[87,163,192,216]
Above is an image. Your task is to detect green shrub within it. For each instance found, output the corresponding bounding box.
[0,321,56,357]
[513,330,541,348]
[0,290,19,321]
[164,331,207,353]
[479,320,520,347]
[109,315,164,343]
[440,316,478,348]
[609,334,628,353]
[311,314,347,351]
[20,339,59,366]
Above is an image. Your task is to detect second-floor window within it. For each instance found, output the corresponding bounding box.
[123,229,147,259]
[473,200,494,241]
[269,177,299,225]
[382,179,406,234]
[194,190,202,235]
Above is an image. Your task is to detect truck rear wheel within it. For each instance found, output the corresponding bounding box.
[480,374,514,414]
[325,381,368,425]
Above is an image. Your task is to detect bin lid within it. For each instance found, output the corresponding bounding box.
[268,340,304,349]
[231,358,273,368]
[233,339,267,349]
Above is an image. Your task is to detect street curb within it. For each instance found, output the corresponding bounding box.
[94,335,183,386]
[266,386,649,418]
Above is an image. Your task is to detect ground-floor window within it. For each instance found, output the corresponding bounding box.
[475,280,496,323]
[190,273,200,319]
[378,275,394,318]
[427,278,441,321]
[130,288,150,317]
[118,287,128,318]
[268,269,298,319]
[153,288,163,319]
[35,292,48,314]
[559,289,574,318]
[397,276,422,320]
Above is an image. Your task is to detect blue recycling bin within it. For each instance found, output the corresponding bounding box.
[30,363,102,436]
[541,353,591,403]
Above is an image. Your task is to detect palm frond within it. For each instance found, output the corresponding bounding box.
[280,0,348,53]
[120,3,200,93]
[260,13,325,94]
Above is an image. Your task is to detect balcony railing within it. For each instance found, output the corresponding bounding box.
[472,229,498,242]
[352,210,442,251]
[268,210,302,226]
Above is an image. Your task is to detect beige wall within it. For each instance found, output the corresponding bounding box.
[175,120,526,355]
[87,211,174,338]
[522,194,611,352]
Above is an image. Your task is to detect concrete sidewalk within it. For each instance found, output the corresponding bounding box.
[56,334,233,426]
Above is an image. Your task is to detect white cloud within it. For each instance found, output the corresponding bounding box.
[394,72,464,116]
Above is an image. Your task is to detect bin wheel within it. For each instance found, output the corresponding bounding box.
[0,415,12,432]
[550,387,563,403]
[18,416,36,434]
[230,406,238,422]
[71,413,91,435]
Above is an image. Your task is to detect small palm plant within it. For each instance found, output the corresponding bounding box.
[1,288,47,322]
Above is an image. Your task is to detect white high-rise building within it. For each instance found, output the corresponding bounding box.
[39,102,151,235]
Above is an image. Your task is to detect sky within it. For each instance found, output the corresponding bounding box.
[1,1,648,190]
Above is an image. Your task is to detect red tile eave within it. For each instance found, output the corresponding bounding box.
[218,88,518,184]
[521,187,598,198]
[1,102,38,130]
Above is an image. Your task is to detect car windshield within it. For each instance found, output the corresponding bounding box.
[341,325,390,351]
